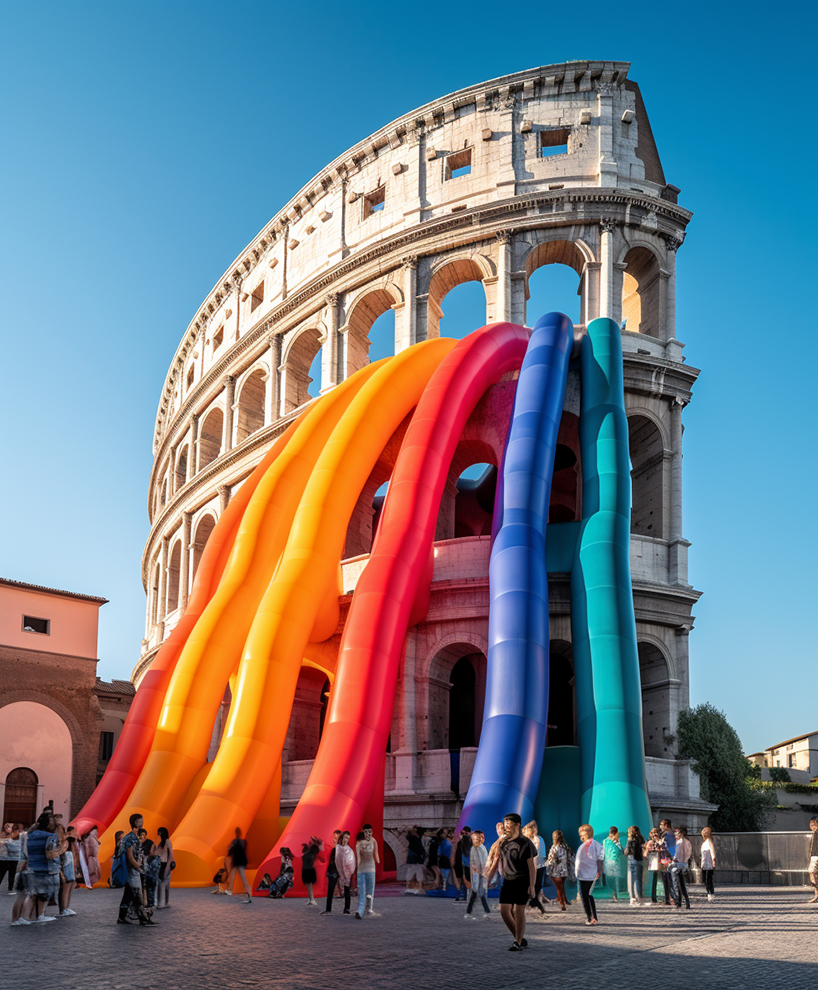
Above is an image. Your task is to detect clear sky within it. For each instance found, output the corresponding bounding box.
[1,1,815,756]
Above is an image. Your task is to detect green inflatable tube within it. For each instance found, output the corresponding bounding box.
[571,317,653,840]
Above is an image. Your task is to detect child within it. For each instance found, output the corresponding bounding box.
[256,872,273,891]
[700,827,716,901]
[602,826,626,901]
[268,848,295,899]
[575,824,604,925]
[211,862,229,894]
[465,831,490,919]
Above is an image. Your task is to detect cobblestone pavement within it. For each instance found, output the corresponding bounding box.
[2,886,816,990]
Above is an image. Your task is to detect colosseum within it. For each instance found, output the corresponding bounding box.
[135,60,713,863]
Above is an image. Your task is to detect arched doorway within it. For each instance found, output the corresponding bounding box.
[3,767,37,826]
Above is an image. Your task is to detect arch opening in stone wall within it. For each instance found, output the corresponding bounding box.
[547,640,576,747]
[3,767,38,826]
[0,701,73,822]
[235,367,266,444]
[628,414,665,538]
[198,407,224,471]
[524,239,587,327]
[282,327,323,413]
[343,284,401,377]
[435,436,500,543]
[160,476,168,509]
[548,411,582,524]
[166,540,182,614]
[175,446,189,491]
[638,641,673,758]
[427,643,487,753]
[192,513,217,582]
[427,257,490,340]
[621,246,662,338]
[151,560,161,624]
[282,666,331,763]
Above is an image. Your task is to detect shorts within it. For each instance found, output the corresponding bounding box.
[302,868,317,885]
[405,863,425,882]
[453,861,463,879]
[463,866,471,883]
[498,877,530,906]
[28,871,60,899]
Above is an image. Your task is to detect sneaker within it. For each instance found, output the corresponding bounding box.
[366,909,375,915]
[36,915,56,923]
[117,918,133,925]
[225,891,233,896]
[520,938,528,948]
[354,912,362,919]
[60,909,76,916]
[320,910,331,915]
[11,919,32,926]
[343,909,350,915]
[464,913,473,920]
[706,894,714,902]
[139,919,158,926]
[508,941,522,951]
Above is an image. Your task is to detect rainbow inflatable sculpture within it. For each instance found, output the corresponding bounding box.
[73,313,652,890]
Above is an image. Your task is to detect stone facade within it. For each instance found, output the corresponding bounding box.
[137,61,712,847]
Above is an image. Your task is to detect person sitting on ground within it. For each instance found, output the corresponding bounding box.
[212,862,229,894]
[268,848,295,898]
[256,872,274,891]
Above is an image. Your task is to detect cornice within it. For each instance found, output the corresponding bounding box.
[153,186,690,455]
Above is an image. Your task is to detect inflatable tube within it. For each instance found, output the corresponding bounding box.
[570,316,652,837]
[458,313,573,838]
[253,323,531,888]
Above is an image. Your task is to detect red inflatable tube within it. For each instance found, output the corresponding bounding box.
[254,323,530,890]
[71,416,305,835]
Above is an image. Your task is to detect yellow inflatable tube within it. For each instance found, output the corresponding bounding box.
[171,337,456,881]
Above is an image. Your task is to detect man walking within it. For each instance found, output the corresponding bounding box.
[486,814,535,950]
[117,813,156,926]
[808,818,818,903]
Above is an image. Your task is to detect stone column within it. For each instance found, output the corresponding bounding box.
[582,261,601,323]
[321,293,340,393]
[395,256,417,352]
[222,375,235,452]
[668,396,690,586]
[597,82,618,186]
[190,414,199,476]
[231,273,243,341]
[664,238,681,357]
[157,536,169,623]
[180,511,192,609]
[265,334,282,424]
[393,639,418,792]
[673,624,692,725]
[495,229,512,322]
[280,221,289,300]
[218,485,231,513]
[612,261,627,326]
[599,220,616,319]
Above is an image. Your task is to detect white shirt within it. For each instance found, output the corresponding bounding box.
[700,839,715,870]
[575,839,604,881]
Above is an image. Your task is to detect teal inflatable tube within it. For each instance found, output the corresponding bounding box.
[570,317,652,839]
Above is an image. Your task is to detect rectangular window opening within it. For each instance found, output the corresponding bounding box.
[250,281,264,312]
[364,187,385,216]
[540,127,571,158]
[213,325,224,350]
[99,731,115,762]
[23,615,50,635]
[445,148,472,180]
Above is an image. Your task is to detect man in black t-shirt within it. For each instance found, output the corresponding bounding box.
[486,813,535,950]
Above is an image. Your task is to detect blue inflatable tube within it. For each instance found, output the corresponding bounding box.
[459,312,573,837]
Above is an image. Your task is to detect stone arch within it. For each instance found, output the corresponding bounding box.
[638,639,674,758]
[198,406,223,471]
[628,414,667,538]
[342,280,404,377]
[426,253,493,339]
[425,640,488,751]
[281,325,323,413]
[549,411,582,523]
[191,512,217,582]
[175,445,189,491]
[620,245,663,338]
[235,366,267,443]
[437,437,501,543]
[547,639,576,746]
[282,666,330,762]
[523,237,589,326]
[166,538,182,614]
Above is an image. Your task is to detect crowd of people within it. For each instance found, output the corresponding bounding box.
[5,811,817,944]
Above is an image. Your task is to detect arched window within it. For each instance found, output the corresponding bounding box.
[428,258,488,339]
[448,656,480,750]
[283,667,330,762]
[524,240,586,326]
[282,329,322,413]
[454,463,496,537]
[198,408,223,471]
[191,514,216,582]
[427,644,486,750]
[548,413,581,523]
[621,247,662,337]
[160,477,168,508]
[344,288,398,377]
[547,642,576,746]
[235,369,266,443]
[628,415,665,537]
[166,541,182,613]
[3,767,38,826]
[175,447,188,491]
[638,642,672,758]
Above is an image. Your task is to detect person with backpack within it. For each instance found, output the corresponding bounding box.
[109,831,127,888]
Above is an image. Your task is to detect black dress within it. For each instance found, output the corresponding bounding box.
[227,838,248,869]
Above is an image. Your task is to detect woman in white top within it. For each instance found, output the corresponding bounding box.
[354,824,379,919]
[700,827,716,901]
[333,831,356,915]
[574,825,604,925]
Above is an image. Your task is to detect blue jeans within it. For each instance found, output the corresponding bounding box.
[357,871,375,915]
[627,859,643,900]
[668,863,689,907]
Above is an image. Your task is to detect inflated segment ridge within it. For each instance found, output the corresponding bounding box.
[253,322,531,889]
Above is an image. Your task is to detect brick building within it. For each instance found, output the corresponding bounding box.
[0,578,133,824]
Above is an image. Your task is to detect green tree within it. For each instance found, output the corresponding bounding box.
[677,703,774,831]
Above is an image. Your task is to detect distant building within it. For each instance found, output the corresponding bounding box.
[0,578,134,824]
[747,731,818,780]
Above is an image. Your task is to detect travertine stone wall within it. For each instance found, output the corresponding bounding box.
[137,61,707,825]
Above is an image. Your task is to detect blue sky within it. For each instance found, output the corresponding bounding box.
[1,1,815,755]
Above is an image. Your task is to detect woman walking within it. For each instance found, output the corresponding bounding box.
[625,826,645,906]
[669,826,692,909]
[226,827,252,903]
[155,827,174,909]
[301,836,325,906]
[546,830,574,911]
[575,825,604,925]
[644,828,670,905]
[700,827,716,902]
[354,824,379,918]
[602,827,626,901]
[323,830,355,914]
[522,821,547,914]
